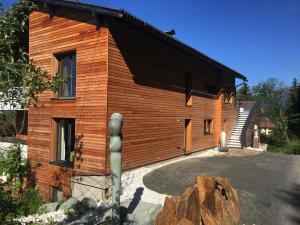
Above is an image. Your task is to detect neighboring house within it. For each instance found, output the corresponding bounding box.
[29,0,247,200]
[0,101,28,184]
[0,95,28,139]
[260,118,275,135]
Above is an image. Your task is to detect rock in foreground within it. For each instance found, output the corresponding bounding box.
[155,176,240,225]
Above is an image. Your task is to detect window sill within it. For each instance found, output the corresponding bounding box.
[49,160,73,168]
[204,133,213,136]
[185,105,193,107]
[51,97,76,100]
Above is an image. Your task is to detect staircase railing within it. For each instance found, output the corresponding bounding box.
[240,101,261,148]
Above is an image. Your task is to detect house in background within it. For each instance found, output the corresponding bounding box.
[29,0,247,201]
[0,99,28,184]
[260,118,275,135]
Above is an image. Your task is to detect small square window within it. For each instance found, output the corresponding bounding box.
[204,119,213,135]
[52,187,63,202]
[52,118,75,165]
[55,53,76,98]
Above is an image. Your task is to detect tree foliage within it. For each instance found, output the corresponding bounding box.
[236,81,253,101]
[0,0,61,111]
[0,2,64,221]
[286,78,300,137]
[252,78,290,142]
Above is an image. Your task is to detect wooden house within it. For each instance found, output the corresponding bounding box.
[28,0,247,200]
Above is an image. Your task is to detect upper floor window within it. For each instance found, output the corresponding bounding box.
[56,53,76,98]
[185,73,192,106]
[204,119,213,135]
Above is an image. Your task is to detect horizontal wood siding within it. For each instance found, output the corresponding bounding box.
[28,8,108,199]
[107,19,237,172]
[29,6,239,199]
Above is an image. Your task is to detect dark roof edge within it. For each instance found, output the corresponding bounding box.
[34,0,247,81]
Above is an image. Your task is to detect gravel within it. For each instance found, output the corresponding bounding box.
[18,147,226,224]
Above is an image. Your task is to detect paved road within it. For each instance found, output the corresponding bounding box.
[143,150,300,225]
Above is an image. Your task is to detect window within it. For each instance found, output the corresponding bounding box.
[204,119,213,135]
[56,53,76,98]
[185,73,192,106]
[52,187,63,202]
[52,118,75,165]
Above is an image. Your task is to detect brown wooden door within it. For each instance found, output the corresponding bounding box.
[184,119,192,152]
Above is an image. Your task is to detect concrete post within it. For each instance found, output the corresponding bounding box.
[108,113,123,225]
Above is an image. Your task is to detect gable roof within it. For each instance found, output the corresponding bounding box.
[35,0,247,81]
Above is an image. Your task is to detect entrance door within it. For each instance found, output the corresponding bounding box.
[184,119,192,153]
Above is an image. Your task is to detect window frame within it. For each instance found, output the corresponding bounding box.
[52,187,63,202]
[50,118,75,167]
[204,119,213,135]
[54,51,76,99]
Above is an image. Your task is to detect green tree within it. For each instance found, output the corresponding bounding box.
[252,78,290,143]
[236,81,253,101]
[0,0,61,202]
[0,0,61,111]
[286,78,300,137]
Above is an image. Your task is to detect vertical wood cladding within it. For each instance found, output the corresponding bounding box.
[28,8,108,199]
[107,19,237,171]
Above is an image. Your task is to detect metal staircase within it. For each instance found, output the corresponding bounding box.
[227,111,249,148]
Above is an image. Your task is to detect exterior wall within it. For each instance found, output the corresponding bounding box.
[28,8,108,199]
[29,7,239,199]
[107,19,237,172]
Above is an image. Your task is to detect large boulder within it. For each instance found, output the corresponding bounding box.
[81,197,97,210]
[58,197,79,212]
[155,176,240,225]
[128,201,162,225]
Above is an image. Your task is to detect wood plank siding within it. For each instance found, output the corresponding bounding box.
[107,19,237,171]
[29,7,108,199]
[29,5,238,199]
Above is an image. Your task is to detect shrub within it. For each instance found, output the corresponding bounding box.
[0,185,19,225]
[17,188,44,216]
[263,128,300,154]
[263,128,287,151]
[260,133,269,144]
[0,186,44,224]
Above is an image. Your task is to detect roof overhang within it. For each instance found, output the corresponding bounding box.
[34,0,247,81]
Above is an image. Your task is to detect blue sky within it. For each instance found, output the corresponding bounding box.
[3,0,300,86]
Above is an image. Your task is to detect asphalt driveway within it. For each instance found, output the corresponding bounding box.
[143,150,300,225]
